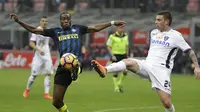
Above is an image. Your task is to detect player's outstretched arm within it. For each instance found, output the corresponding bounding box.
[87,20,126,33]
[10,13,44,34]
[188,49,200,79]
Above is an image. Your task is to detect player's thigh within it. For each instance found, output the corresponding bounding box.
[43,59,54,74]
[53,66,72,102]
[54,65,72,88]
[149,66,171,95]
[53,84,68,102]
[31,57,43,76]
[123,58,149,78]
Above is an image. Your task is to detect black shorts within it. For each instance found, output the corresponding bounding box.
[54,63,83,87]
[54,65,73,87]
[111,54,127,63]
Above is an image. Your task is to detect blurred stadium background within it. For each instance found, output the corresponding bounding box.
[0,0,200,112]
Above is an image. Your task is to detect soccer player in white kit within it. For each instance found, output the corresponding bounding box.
[23,16,53,99]
[91,11,200,112]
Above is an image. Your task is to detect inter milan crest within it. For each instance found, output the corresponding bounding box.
[164,36,169,41]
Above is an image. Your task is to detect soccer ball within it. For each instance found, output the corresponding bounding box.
[60,53,78,70]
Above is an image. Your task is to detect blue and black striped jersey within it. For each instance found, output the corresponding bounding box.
[43,25,88,60]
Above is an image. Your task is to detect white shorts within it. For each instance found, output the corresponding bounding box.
[132,59,172,95]
[31,56,54,76]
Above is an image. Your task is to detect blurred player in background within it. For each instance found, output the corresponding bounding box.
[106,26,128,93]
[92,11,200,112]
[53,51,60,70]
[23,16,53,100]
[11,12,126,112]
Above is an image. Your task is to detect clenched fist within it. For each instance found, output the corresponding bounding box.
[10,13,19,22]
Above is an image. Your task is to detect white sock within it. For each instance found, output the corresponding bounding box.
[26,75,36,90]
[106,61,126,73]
[44,75,51,94]
[166,104,175,112]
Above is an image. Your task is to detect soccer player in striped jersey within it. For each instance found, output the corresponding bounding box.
[91,11,200,112]
[10,12,126,112]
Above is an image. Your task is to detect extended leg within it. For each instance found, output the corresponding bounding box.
[52,84,69,112]
[113,73,119,92]
[53,66,72,112]
[91,58,140,77]
[156,89,175,112]
[118,70,128,93]
[44,74,53,99]
[23,75,37,98]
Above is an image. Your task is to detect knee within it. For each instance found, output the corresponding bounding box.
[52,99,63,109]
[122,59,131,67]
[122,58,136,67]
[29,75,37,81]
[161,98,171,109]
[122,58,139,72]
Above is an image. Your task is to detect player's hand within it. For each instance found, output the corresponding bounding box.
[114,20,127,27]
[10,13,19,22]
[194,67,200,80]
[111,55,117,62]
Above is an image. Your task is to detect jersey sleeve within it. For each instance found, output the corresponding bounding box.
[106,34,113,47]
[30,33,37,41]
[43,28,56,39]
[78,25,88,35]
[176,33,191,53]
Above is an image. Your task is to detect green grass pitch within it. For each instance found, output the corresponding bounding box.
[0,69,200,112]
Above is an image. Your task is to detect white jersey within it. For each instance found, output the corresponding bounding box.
[30,26,51,60]
[146,29,191,69]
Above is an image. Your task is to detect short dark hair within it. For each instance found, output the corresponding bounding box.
[41,16,47,19]
[157,11,172,26]
[60,12,71,19]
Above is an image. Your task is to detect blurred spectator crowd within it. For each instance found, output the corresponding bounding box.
[0,0,90,13]
[0,0,200,73]
[0,40,13,49]
[173,49,200,74]
[0,0,199,13]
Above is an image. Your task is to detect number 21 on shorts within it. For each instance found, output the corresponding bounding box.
[164,80,171,88]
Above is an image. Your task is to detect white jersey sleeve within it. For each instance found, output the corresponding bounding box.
[30,33,37,41]
[175,33,191,52]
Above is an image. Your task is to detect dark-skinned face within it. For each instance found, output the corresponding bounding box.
[60,13,71,29]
